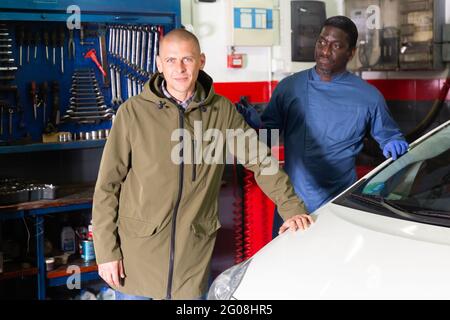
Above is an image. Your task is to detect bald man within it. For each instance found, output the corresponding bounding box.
[92,28,312,300]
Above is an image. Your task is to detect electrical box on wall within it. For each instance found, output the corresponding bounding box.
[227,0,275,46]
[345,0,445,71]
[227,52,245,68]
[291,1,326,62]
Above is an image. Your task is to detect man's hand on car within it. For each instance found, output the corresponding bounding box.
[279,214,314,234]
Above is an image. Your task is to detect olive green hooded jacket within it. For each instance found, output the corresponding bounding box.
[92,70,307,299]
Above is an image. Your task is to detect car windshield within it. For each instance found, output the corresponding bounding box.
[348,123,450,217]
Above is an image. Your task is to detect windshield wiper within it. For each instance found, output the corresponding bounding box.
[348,193,450,227]
[347,193,385,208]
[380,198,450,228]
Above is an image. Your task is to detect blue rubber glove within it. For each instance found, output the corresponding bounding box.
[236,104,262,129]
[383,140,409,160]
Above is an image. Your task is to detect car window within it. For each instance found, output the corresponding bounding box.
[358,124,450,213]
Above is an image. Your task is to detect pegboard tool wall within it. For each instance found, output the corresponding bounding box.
[0,0,181,144]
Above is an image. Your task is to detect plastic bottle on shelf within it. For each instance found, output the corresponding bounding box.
[88,221,93,240]
[60,226,76,254]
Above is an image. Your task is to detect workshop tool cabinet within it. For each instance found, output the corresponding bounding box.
[0,0,181,300]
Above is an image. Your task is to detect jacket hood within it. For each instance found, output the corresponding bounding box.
[141,70,216,111]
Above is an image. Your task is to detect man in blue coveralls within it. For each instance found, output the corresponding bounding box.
[239,16,409,235]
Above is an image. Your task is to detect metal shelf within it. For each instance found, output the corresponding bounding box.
[0,140,106,154]
[0,263,38,281]
[47,258,99,287]
[0,184,94,218]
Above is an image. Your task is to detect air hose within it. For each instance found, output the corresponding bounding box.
[405,66,450,142]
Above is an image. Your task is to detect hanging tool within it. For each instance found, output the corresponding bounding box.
[34,29,40,60]
[40,82,48,125]
[80,24,85,45]
[51,29,57,65]
[122,26,127,60]
[108,26,113,53]
[115,66,123,104]
[98,27,110,86]
[68,29,75,59]
[8,107,14,137]
[140,26,147,72]
[25,28,32,63]
[84,49,107,77]
[146,26,153,75]
[66,109,114,116]
[117,25,123,59]
[15,25,24,66]
[126,73,132,99]
[135,27,141,69]
[51,81,60,125]
[70,96,105,104]
[80,24,95,46]
[70,86,102,95]
[30,81,38,120]
[0,66,17,71]
[58,27,65,73]
[43,29,49,61]
[109,64,117,105]
[131,26,136,66]
[126,26,131,63]
[151,26,161,73]
[61,113,114,123]
[44,81,59,134]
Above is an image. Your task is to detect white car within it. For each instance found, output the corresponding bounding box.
[208,120,450,300]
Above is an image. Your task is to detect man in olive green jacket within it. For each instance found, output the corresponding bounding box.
[92,29,313,300]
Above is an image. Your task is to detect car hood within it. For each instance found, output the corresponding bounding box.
[233,203,450,299]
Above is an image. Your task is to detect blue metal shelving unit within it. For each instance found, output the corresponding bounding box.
[0,199,94,299]
[0,140,106,154]
[0,0,181,300]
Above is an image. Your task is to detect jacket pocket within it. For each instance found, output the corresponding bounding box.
[118,216,159,238]
[324,106,364,143]
[191,219,221,237]
[306,104,363,150]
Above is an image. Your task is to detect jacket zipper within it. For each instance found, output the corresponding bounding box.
[192,139,197,182]
[166,105,185,300]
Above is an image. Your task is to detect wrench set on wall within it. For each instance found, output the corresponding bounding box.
[107,24,162,106]
[0,19,163,144]
[0,23,17,78]
[62,69,114,124]
[0,23,20,140]
[0,21,107,143]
